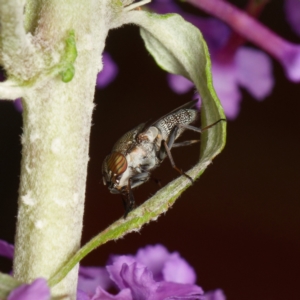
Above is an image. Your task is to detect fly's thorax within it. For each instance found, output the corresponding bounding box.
[117,143,158,188]
[137,126,158,143]
[112,123,145,153]
[129,144,157,170]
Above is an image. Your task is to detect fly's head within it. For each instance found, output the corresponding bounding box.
[102,152,128,194]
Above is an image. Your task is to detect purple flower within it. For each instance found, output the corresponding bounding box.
[78,244,225,300]
[0,239,14,259]
[168,34,273,119]
[285,0,300,37]
[167,74,194,95]
[151,0,274,119]
[96,52,118,89]
[91,287,132,300]
[183,0,300,83]
[0,241,50,300]
[7,278,50,300]
[106,254,204,300]
[211,46,273,119]
[78,266,111,296]
[0,240,224,300]
[0,72,23,112]
[135,244,196,284]
[203,289,226,300]
[13,98,23,112]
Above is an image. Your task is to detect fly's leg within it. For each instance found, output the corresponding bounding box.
[151,176,162,187]
[121,194,129,211]
[157,119,226,183]
[172,140,200,148]
[158,125,179,161]
[179,124,201,133]
[123,172,150,218]
[158,125,193,183]
[158,125,195,154]
[131,172,150,188]
[162,139,194,183]
[178,118,226,133]
[171,119,226,148]
[123,178,135,219]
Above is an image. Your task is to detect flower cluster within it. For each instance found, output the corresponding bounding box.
[0,241,225,300]
[160,0,300,118]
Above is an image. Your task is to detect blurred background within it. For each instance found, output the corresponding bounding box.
[0,1,299,299]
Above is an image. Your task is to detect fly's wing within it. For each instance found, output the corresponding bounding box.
[112,123,146,154]
[150,99,199,141]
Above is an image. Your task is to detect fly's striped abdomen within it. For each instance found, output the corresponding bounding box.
[154,108,197,141]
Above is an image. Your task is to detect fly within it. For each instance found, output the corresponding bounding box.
[102,99,224,218]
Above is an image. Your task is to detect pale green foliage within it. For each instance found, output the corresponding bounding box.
[0,273,21,299]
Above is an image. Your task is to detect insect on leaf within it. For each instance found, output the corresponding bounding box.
[48,12,227,287]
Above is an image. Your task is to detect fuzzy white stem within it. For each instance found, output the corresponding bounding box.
[0,0,39,76]
[11,1,112,298]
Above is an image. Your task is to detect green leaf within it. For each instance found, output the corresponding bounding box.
[135,12,226,160]
[0,272,21,299]
[48,11,226,287]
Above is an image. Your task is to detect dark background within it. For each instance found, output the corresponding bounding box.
[0,1,299,299]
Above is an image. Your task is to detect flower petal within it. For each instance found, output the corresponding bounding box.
[149,0,182,14]
[183,17,230,55]
[77,289,90,300]
[120,262,158,300]
[14,98,23,112]
[91,286,132,300]
[235,47,274,100]
[7,278,50,300]
[162,253,196,285]
[211,61,241,119]
[154,281,204,300]
[135,244,170,281]
[78,266,111,296]
[96,52,118,89]
[203,289,226,300]
[0,240,14,259]
[106,255,137,290]
[279,44,300,82]
[167,74,194,94]
[285,0,300,36]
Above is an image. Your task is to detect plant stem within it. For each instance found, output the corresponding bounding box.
[12,1,110,298]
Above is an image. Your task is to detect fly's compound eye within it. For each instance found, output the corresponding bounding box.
[104,152,127,186]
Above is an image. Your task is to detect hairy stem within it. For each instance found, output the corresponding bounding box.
[12,1,110,298]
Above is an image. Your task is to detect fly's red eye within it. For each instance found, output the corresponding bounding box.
[107,152,127,177]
